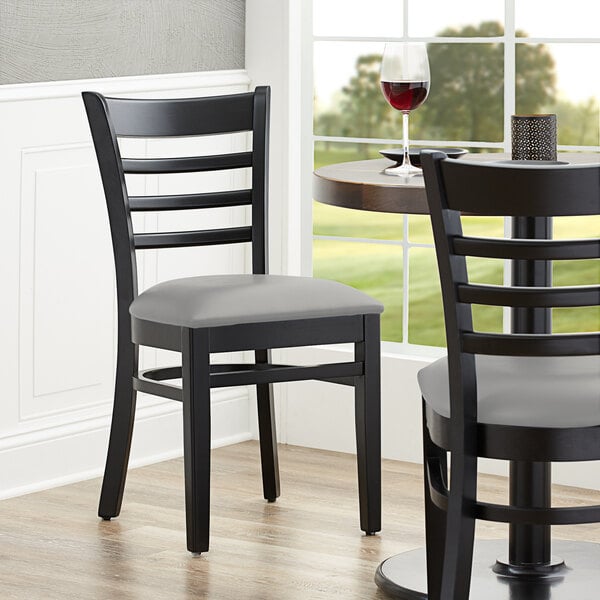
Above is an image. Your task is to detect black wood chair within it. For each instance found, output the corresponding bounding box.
[419,152,600,599]
[82,87,382,554]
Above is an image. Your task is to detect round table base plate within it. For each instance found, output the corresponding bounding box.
[375,540,600,599]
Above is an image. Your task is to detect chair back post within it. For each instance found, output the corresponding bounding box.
[421,151,478,450]
[251,86,270,275]
[82,91,139,312]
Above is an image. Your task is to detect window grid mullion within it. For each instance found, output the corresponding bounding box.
[402,215,410,344]
[504,0,517,151]
[313,36,600,43]
[314,135,506,148]
[313,135,599,153]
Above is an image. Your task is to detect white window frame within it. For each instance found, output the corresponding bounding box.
[308,0,600,350]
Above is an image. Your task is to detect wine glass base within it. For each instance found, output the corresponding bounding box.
[383,163,422,176]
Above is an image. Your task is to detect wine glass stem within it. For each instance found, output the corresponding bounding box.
[402,111,412,167]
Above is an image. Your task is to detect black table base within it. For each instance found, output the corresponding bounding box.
[375,539,600,600]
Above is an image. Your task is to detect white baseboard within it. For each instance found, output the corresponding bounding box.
[0,389,251,500]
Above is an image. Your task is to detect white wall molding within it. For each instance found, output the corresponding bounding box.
[0,69,253,499]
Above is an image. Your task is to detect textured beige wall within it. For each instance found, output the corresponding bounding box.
[0,0,245,84]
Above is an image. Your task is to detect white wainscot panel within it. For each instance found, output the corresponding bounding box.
[0,70,254,499]
[19,145,115,420]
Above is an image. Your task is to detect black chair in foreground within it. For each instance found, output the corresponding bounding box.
[83,87,382,553]
[417,153,600,599]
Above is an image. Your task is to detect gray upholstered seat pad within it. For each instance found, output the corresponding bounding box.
[418,355,600,428]
[130,274,383,328]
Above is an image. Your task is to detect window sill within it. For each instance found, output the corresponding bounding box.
[310,340,446,363]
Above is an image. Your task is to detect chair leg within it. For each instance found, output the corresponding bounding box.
[422,400,448,600]
[354,314,381,535]
[440,448,477,600]
[98,337,138,520]
[182,328,212,554]
[255,349,280,502]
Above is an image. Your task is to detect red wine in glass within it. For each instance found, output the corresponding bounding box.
[380,80,429,112]
[380,43,430,175]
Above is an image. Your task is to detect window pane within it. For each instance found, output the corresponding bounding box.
[553,306,600,333]
[408,215,433,244]
[411,44,504,142]
[554,216,600,239]
[462,216,505,238]
[552,218,598,334]
[315,41,504,143]
[313,0,404,38]
[516,1,600,38]
[408,247,504,346]
[314,140,392,166]
[409,214,504,244]
[314,41,394,140]
[408,1,504,37]
[553,259,600,333]
[313,141,405,240]
[466,256,505,334]
[314,202,404,241]
[313,240,403,342]
[516,44,600,146]
[408,248,444,346]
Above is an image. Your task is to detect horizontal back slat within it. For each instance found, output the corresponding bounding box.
[453,236,600,260]
[462,332,600,356]
[122,152,253,174]
[133,227,252,250]
[457,283,600,308]
[129,190,253,211]
[440,160,600,216]
[104,92,255,137]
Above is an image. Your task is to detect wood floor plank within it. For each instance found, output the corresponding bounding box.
[0,441,599,599]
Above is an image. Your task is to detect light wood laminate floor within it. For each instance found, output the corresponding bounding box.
[1,441,599,599]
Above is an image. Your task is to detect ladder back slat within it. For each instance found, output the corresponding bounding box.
[133,227,253,250]
[457,283,600,308]
[122,152,253,174]
[128,190,253,211]
[440,160,600,216]
[462,332,600,356]
[453,236,600,260]
[105,92,255,137]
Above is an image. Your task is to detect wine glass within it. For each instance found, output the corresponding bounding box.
[380,42,430,176]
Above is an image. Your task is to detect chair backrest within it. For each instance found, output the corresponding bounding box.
[421,151,600,428]
[82,87,270,308]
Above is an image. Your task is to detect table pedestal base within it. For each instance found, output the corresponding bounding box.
[375,540,600,599]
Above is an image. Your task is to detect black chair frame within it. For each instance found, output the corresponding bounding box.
[83,87,381,553]
[420,152,600,600]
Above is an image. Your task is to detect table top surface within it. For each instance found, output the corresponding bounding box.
[313,152,600,215]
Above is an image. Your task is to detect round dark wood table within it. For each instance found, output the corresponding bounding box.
[313,152,600,600]
[313,153,599,215]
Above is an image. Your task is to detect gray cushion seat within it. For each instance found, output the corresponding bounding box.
[419,355,600,428]
[130,274,384,328]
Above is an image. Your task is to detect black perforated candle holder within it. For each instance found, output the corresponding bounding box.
[511,114,557,161]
